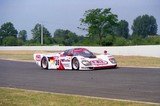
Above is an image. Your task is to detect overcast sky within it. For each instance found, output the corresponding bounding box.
[0,0,160,39]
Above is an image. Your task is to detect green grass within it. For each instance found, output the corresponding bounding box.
[0,87,158,106]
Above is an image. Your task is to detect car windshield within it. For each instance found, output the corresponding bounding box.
[73,49,96,58]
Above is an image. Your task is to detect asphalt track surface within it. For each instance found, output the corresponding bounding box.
[0,59,160,103]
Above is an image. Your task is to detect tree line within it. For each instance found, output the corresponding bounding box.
[0,8,159,46]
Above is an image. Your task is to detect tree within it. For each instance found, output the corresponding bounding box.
[17,39,24,46]
[114,20,129,39]
[130,35,144,45]
[114,36,127,46]
[80,8,118,45]
[31,23,52,44]
[54,29,79,46]
[0,22,18,45]
[132,14,157,38]
[2,36,18,46]
[54,29,67,44]
[18,30,27,42]
[102,35,114,46]
[145,36,160,45]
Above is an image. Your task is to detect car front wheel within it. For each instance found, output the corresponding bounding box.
[72,57,79,70]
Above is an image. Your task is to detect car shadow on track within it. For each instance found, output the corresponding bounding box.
[40,67,119,72]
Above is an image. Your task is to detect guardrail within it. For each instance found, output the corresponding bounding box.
[0,45,160,57]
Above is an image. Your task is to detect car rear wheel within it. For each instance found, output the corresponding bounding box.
[41,57,48,69]
[72,57,79,70]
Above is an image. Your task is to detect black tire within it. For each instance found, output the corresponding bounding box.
[72,57,79,70]
[113,65,117,68]
[41,57,48,69]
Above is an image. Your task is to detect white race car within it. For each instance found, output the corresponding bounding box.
[33,48,117,70]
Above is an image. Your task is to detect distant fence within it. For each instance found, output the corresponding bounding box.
[0,45,160,57]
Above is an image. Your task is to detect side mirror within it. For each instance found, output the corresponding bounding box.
[104,50,107,55]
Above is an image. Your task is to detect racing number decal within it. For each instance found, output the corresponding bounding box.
[55,60,59,65]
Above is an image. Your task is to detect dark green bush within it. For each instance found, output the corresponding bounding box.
[114,36,127,46]
[102,35,114,46]
[2,36,18,46]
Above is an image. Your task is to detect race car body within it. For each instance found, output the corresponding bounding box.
[33,48,117,70]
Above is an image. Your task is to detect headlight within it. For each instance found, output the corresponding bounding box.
[109,58,117,64]
[82,60,91,66]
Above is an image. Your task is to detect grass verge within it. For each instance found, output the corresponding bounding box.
[0,50,56,61]
[0,50,160,68]
[116,55,160,68]
[0,87,158,106]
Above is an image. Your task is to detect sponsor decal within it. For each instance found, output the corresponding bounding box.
[36,55,41,61]
[61,59,70,62]
[91,59,108,66]
[63,63,70,67]
[49,57,60,66]
[49,57,55,64]
[50,60,55,64]
[49,57,55,61]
